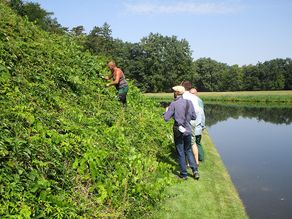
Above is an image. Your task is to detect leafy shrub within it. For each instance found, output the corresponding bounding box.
[0,1,175,218]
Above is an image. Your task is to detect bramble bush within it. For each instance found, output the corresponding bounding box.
[0,1,175,218]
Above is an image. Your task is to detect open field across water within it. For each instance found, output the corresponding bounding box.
[145,91,292,104]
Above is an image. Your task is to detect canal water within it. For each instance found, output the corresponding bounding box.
[206,104,292,219]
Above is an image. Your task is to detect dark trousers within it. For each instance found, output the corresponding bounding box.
[174,128,198,177]
[195,135,204,161]
[118,93,127,106]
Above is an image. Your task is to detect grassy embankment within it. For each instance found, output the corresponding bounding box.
[147,91,291,218]
[150,130,248,219]
[146,91,252,218]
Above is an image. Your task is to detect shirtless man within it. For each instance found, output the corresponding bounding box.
[104,61,129,107]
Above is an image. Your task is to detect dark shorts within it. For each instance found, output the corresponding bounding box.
[118,86,128,95]
[118,86,128,105]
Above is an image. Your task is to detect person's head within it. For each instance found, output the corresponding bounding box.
[190,88,198,95]
[172,85,185,98]
[181,81,192,91]
[107,61,116,70]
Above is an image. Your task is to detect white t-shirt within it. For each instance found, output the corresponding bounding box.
[182,91,200,114]
[183,91,205,135]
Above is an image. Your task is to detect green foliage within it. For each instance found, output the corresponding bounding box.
[193,58,292,92]
[194,58,229,91]
[0,1,175,217]
[283,58,292,89]
[70,25,85,36]
[222,65,243,91]
[84,23,114,57]
[257,59,285,90]
[138,33,194,92]
[84,30,195,93]
[8,0,66,34]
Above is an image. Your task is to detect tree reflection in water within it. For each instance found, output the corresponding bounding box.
[205,103,292,126]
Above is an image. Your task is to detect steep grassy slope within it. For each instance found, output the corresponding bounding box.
[0,1,174,218]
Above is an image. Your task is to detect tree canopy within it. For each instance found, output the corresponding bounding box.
[8,0,67,33]
[7,0,292,92]
[80,24,292,92]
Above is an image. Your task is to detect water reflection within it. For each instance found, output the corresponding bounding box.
[206,103,292,219]
[205,103,292,126]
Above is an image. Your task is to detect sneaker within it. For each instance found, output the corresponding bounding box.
[178,174,188,180]
[193,171,200,180]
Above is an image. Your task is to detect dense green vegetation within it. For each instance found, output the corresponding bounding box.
[8,0,66,34]
[0,1,177,217]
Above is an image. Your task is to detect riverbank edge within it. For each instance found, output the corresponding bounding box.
[150,130,248,219]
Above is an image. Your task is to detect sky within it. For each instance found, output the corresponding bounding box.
[29,0,292,66]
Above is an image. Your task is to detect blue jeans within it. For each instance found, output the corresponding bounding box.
[173,128,198,177]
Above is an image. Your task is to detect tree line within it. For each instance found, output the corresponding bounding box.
[9,0,292,92]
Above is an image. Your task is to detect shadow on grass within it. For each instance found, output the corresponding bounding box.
[157,144,181,176]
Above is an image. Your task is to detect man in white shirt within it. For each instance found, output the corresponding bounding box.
[190,88,205,162]
[182,81,205,165]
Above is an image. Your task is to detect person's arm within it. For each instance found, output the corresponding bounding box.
[200,99,206,129]
[163,102,175,122]
[106,69,121,87]
[104,74,113,80]
[189,101,196,121]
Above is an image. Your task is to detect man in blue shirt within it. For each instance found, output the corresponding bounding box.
[164,85,200,180]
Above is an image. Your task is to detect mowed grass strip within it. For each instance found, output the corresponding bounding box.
[150,130,248,219]
[145,90,292,103]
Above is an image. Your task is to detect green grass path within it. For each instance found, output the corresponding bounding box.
[150,131,248,219]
